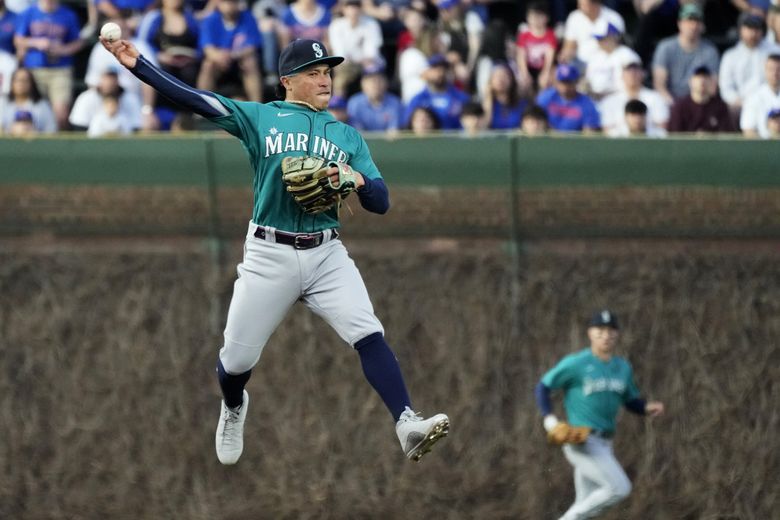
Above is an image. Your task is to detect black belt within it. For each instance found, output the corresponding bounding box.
[254,227,338,250]
[590,429,615,439]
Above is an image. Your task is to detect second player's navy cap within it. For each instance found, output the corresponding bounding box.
[588,309,620,329]
[278,39,344,77]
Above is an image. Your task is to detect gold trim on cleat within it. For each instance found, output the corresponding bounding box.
[408,418,450,462]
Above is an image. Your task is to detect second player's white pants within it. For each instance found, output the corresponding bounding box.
[559,436,632,520]
[219,222,384,374]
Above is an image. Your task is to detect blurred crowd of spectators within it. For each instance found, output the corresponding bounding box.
[0,0,779,138]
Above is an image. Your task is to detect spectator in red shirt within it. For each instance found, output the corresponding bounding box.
[668,65,735,133]
[516,1,557,95]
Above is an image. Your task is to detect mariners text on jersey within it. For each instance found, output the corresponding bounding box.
[264,128,349,163]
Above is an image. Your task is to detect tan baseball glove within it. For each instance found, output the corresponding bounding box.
[547,422,591,445]
[281,155,358,214]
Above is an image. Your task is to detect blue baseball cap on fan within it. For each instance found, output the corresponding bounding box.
[593,20,621,39]
[278,39,344,77]
[556,63,580,82]
[588,310,620,329]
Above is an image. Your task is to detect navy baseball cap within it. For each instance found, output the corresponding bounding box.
[427,54,449,67]
[278,39,344,77]
[739,12,766,30]
[588,310,620,329]
[768,108,780,119]
[556,63,580,82]
[362,59,386,76]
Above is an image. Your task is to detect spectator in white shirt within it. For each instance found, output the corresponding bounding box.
[0,67,56,134]
[740,53,780,137]
[69,67,142,131]
[585,19,641,101]
[720,13,779,116]
[599,53,670,136]
[611,98,667,137]
[87,92,134,137]
[560,0,625,66]
[328,0,383,97]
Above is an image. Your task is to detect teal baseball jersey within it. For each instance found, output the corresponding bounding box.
[208,96,383,233]
[541,348,641,432]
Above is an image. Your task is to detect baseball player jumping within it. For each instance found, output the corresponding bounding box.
[535,310,664,519]
[99,36,449,463]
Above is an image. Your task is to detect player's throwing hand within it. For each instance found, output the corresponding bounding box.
[99,36,139,69]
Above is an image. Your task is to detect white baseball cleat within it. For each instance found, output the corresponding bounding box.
[395,406,450,462]
[215,390,249,465]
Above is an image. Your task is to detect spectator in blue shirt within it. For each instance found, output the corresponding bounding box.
[14,0,84,129]
[96,0,156,34]
[536,63,601,133]
[347,61,403,132]
[197,0,263,101]
[278,0,331,48]
[403,54,471,130]
[482,62,527,129]
[0,0,18,55]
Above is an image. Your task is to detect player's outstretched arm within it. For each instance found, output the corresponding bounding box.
[99,36,228,119]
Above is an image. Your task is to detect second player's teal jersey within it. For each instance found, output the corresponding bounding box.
[541,348,641,433]
[208,96,383,233]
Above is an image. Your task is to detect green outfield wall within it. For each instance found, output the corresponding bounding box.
[1,134,778,238]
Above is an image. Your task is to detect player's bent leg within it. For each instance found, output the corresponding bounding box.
[354,333,450,461]
[560,439,632,519]
[303,242,449,461]
[215,229,302,464]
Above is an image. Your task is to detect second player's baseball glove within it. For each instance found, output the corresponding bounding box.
[281,155,358,214]
[547,422,591,445]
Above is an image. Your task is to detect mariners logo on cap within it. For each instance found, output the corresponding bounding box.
[278,39,344,77]
[588,309,619,329]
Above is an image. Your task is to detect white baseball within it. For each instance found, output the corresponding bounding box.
[100,22,122,42]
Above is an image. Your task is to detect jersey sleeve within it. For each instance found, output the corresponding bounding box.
[541,355,576,390]
[623,361,641,402]
[208,93,266,156]
[349,129,382,180]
